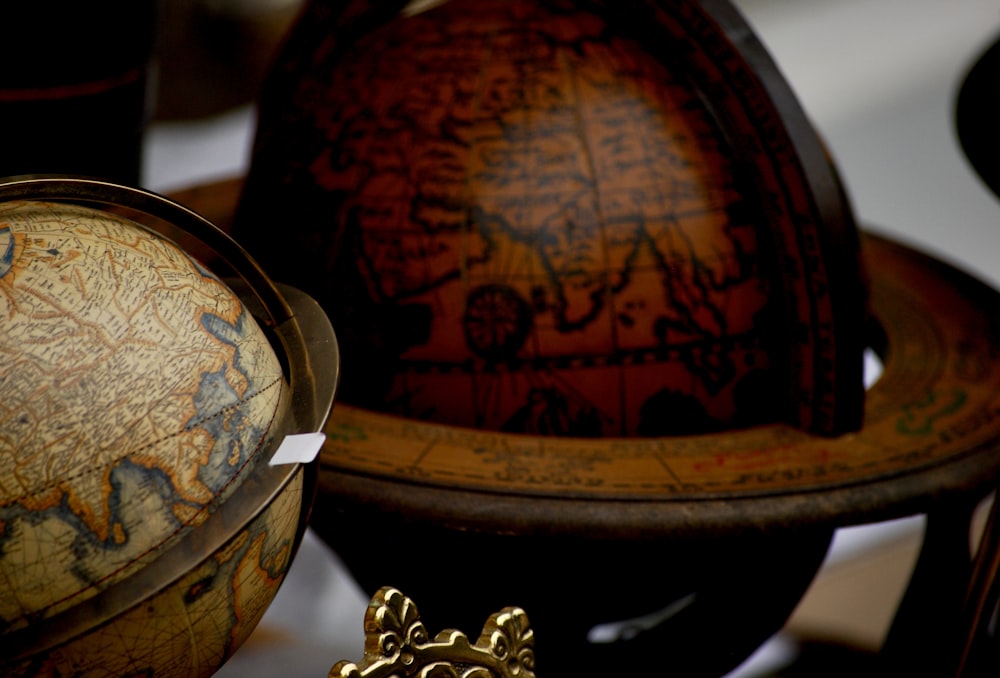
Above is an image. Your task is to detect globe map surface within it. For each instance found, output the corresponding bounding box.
[236,0,845,440]
[0,200,303,676]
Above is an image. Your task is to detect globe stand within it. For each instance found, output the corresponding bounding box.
[311,232,1000,676]
[958,496,1000,674]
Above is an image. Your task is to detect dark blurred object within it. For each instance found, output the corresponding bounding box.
[765,638,881,677]
[956,30,1000,200]
[153,0,304,121]
[0,3,156,184]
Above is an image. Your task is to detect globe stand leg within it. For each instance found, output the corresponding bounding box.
[954,492,1000,676]
[881,498,978,674]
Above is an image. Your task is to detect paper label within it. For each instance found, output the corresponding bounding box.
[269,432,326,466]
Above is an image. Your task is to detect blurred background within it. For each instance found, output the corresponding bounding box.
[110,0,1000,674]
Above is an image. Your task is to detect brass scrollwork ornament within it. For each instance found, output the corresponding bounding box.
[330,587,536,678]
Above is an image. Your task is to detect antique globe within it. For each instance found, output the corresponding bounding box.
[228,0,1000,674]
[0,177,338,677]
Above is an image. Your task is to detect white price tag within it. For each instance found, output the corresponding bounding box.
[269,432,326,466]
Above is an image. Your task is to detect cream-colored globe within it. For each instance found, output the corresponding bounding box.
[0,200,304,676]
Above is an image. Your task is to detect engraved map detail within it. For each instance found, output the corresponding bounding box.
[279,0,777,437]
[0,201,286,642]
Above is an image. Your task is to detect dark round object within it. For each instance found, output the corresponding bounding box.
[956,30,1000,199]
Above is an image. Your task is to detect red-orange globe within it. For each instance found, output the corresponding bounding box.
[233,0,866,674]
[236,0,864,440]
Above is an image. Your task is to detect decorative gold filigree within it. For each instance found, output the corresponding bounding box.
[330,587,536,678]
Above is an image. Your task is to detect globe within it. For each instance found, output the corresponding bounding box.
[231,0,867,674]
[0,180,337,677]
[235,0,865,440]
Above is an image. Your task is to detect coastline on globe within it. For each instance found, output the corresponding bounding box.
[2,470,305,677]
[0,198,296,675]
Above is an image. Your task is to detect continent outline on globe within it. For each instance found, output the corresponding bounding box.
[0,200,286,634]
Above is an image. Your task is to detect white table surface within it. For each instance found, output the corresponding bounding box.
[141,1,1000,674]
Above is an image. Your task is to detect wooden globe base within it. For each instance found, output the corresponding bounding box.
[316,231,1000,536]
